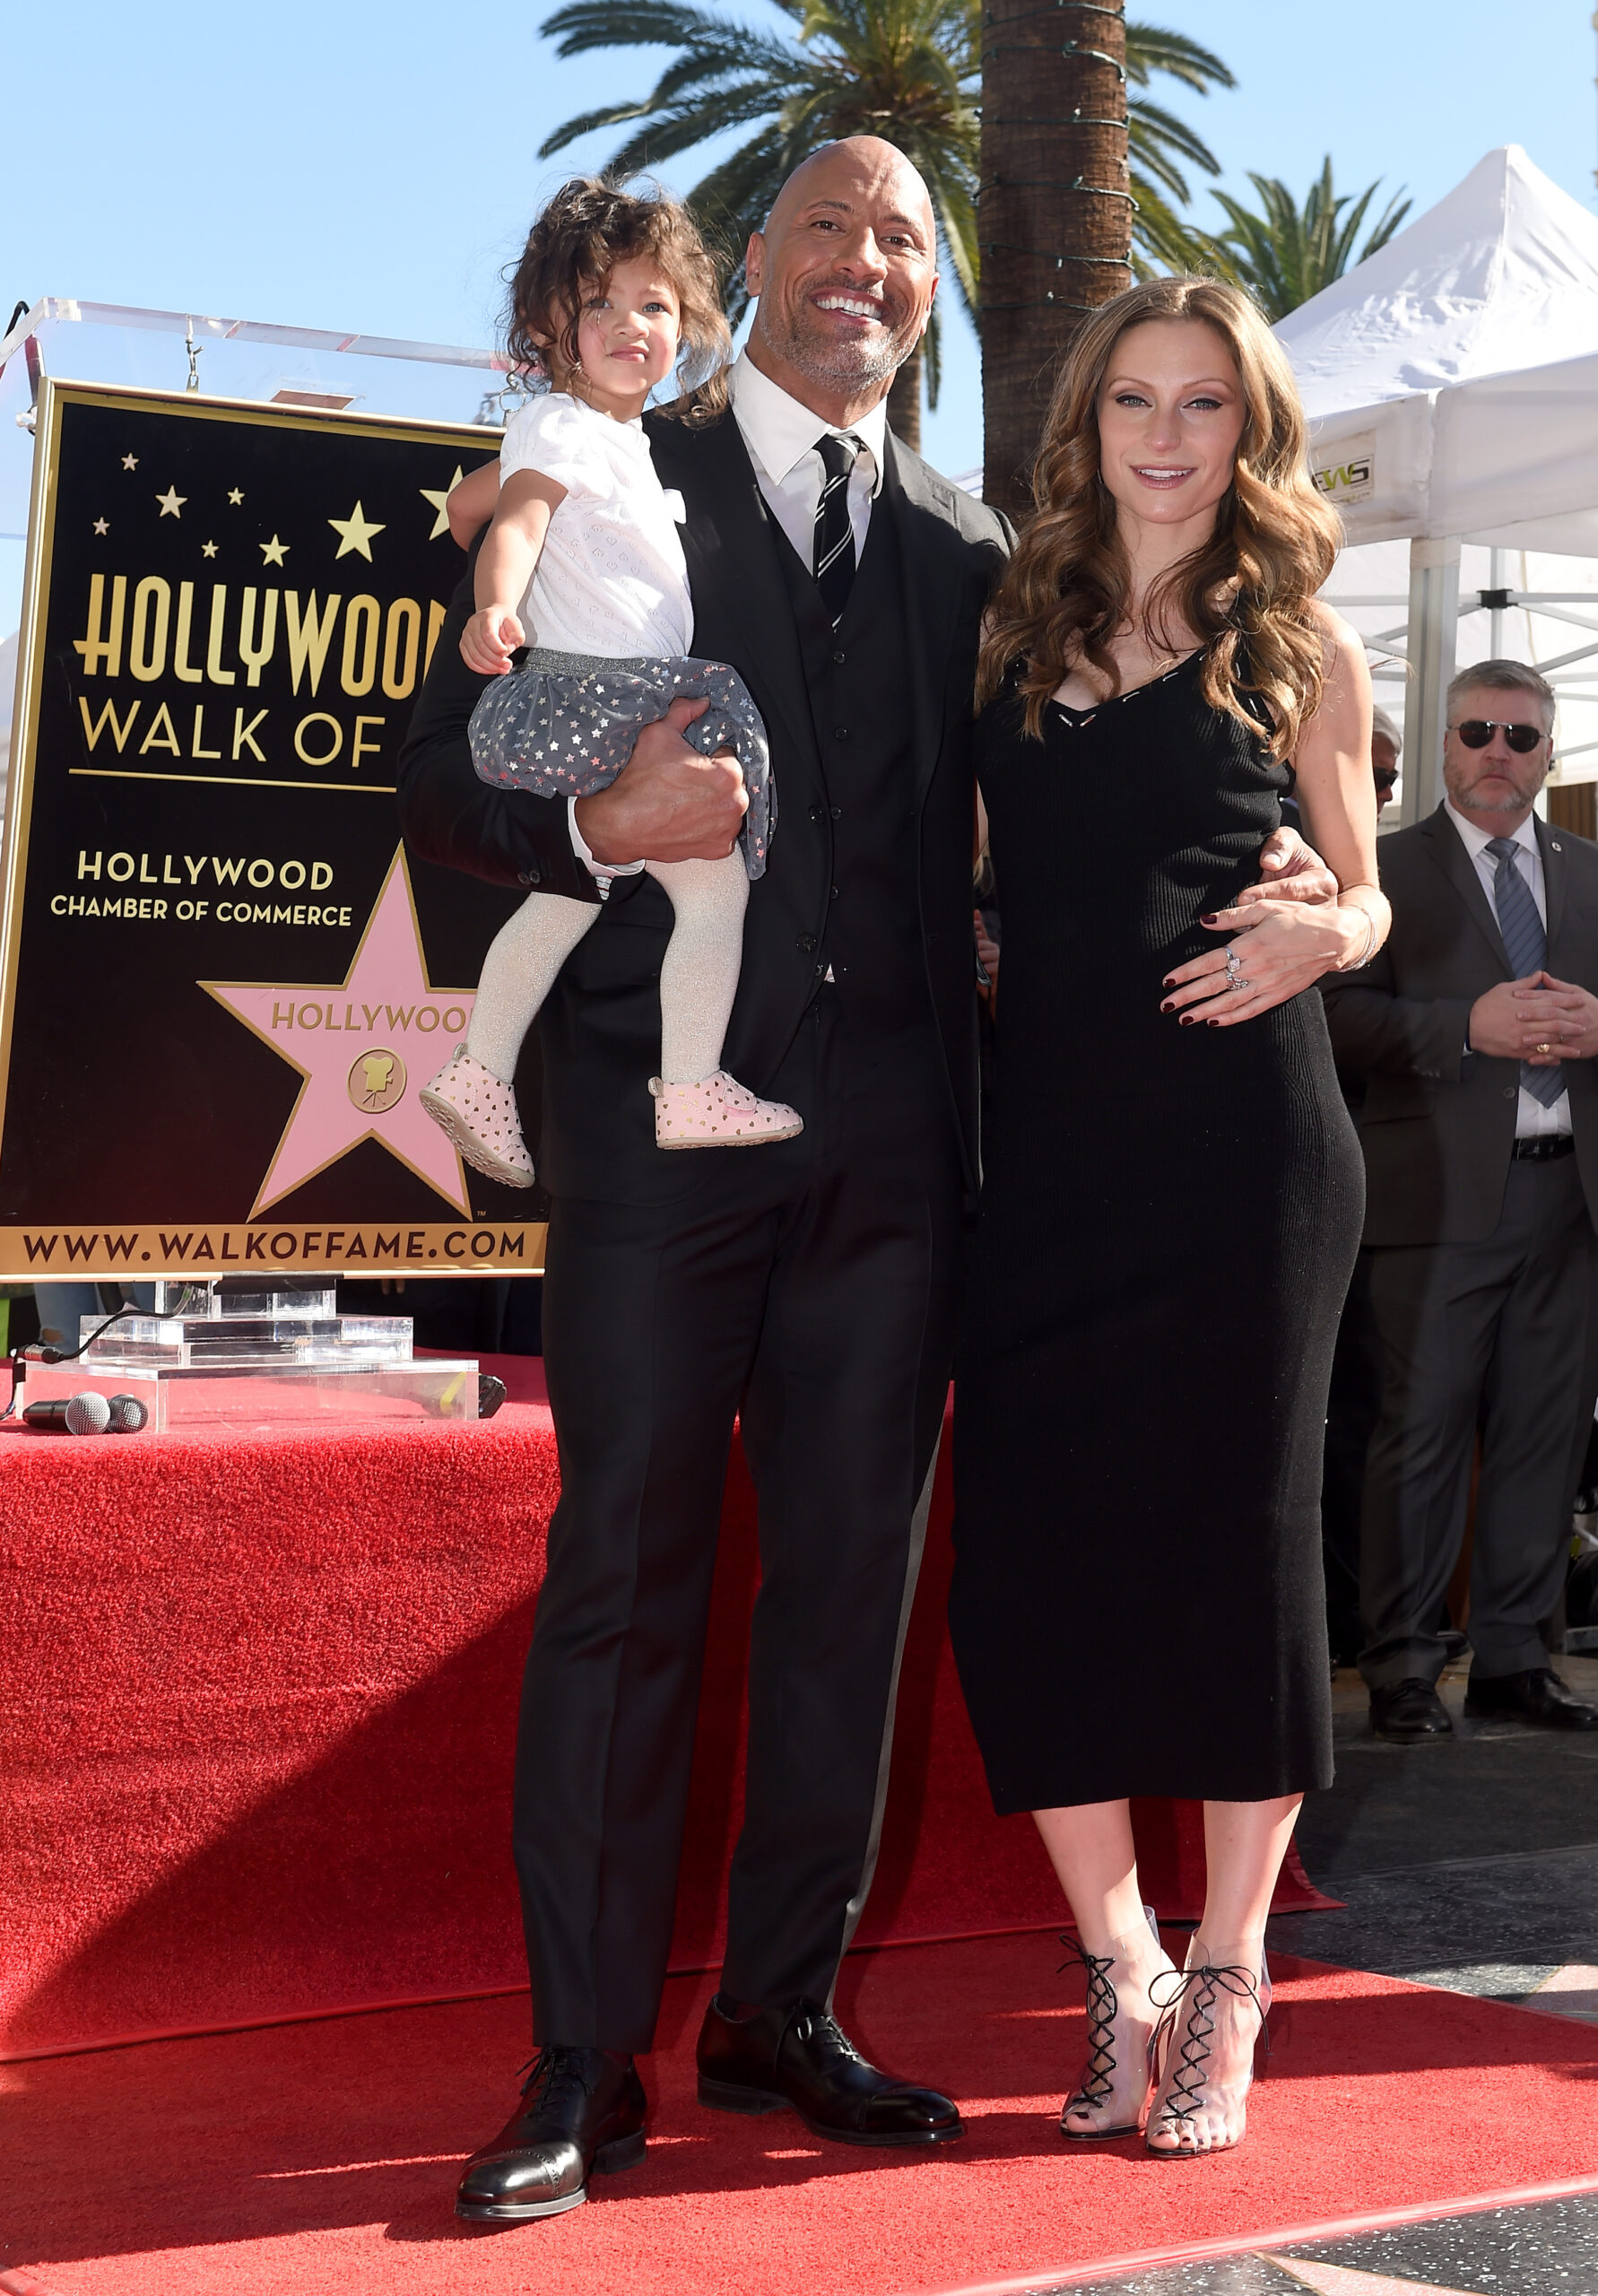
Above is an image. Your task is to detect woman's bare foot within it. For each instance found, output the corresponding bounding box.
[1059,1911,1175,2139]
[1145,1936,1270,2156]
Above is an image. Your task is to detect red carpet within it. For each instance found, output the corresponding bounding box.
[5,1932,1597,2296]
[1,1360,1324,2059]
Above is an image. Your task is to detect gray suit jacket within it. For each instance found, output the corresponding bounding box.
[1322,804,1598,1246]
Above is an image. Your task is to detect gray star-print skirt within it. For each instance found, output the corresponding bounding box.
[468,646,773,879]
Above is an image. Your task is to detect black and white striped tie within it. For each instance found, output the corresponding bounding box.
[812,432,859,626]
[1486,834,1565,1107]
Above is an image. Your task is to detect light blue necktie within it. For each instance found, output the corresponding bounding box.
[1485,835,1564,1108]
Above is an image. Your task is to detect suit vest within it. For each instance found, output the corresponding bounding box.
[768,502,934,1039]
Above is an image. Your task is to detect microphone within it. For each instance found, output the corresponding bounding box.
[21,1391,147,1435]
[24,1391,112,1435]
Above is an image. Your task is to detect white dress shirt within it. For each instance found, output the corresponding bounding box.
[1446,798,1571,1137]
[569,351,890,879]
[725,348,886,565]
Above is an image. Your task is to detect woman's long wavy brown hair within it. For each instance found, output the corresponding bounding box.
[975,276,1342,752]
[505,177,732,425]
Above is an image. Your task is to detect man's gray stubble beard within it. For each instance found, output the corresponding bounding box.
[1457,773,1542,813]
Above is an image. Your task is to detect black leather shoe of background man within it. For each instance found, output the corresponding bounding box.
[1369,1677,1453,1743]
[1463,1665,1598,1731]
[455,2046,647,2222]
[696,1994,962,2146]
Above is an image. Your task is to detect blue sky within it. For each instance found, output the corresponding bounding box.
[4,0,1596,631]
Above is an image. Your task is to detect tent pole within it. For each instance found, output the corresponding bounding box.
[1399,537,1460,824]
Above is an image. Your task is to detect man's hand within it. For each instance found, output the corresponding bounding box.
[461,604,525,677]
[1220,825,1341,925]
[975,909,1000,1011]
[1465,972,1598,1060]
[575,696,749,868]
[1514,971,1598,1063]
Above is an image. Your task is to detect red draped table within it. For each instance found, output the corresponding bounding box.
[0,1357,1333,2059]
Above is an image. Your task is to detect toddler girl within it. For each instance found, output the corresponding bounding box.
[421,178,799,1187]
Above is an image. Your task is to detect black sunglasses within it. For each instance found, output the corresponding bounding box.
[1451,718,1546,754]
[1372,769,1398,791]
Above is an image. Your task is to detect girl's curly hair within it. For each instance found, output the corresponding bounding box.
[976,274,1342,757]
[505,176,732,425]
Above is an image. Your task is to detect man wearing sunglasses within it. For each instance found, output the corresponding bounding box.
[1324,658,1598,1743]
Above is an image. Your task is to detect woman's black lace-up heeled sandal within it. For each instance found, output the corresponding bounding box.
[1057,1905,1173,2140]
[1145,1945,1272,2159]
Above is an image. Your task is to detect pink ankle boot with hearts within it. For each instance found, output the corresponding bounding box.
[420,1046,535,1187]
[650,1072,803,1149]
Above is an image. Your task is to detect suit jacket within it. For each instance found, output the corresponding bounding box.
[396,408,1012,1205]
[1321,804,1598,1246]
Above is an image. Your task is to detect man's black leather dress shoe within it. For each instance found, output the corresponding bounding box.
[696,1993,962,2146]
[456,2046,647,2222]
[1463,1666,1598,1731]
[1368,1678,1453,1742]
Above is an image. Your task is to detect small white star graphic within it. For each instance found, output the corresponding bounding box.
[92,517,109,536]
[121,453,138,471]
[228,488,244,506]
[421,468,466,541]
[328,500,386,561]
[260,535,290,566]
[202,540,219,559]
[156,484,186,518]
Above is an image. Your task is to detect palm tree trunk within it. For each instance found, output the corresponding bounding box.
[980,0,1131,514]
[886,342,922,454]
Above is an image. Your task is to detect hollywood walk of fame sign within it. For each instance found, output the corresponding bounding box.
[0,378,546,1279]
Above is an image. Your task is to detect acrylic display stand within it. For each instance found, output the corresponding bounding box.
[20,1279,478,1433]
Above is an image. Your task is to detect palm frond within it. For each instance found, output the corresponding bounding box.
[602,84,803,175]
[1128,93,1220,182]
[1206,157,1411,319]
[1124,22,1235,93]
[542,0,760,53]
[538,98,659,159]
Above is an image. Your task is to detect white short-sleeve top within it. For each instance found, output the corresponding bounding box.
[499,393,693,658]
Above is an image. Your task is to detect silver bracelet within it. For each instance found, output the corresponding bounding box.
[1341,909,1379,970]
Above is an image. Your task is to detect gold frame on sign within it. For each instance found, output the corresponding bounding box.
[0,377,546,1278]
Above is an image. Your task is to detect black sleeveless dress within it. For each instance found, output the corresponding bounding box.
[949,655,1363,1810]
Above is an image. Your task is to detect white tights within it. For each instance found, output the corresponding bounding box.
[465,854,751,1088]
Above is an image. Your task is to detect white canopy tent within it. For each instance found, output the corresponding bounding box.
[1277,145,1598,822]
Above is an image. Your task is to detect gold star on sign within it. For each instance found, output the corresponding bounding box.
[202,540,219,559]
[92,517,109,536]
[228,488,244,506]
[121,453,138,471]
[156,484,186,518]
[328,500,386,561]
[260,534,290,566]
[421,467,466,541]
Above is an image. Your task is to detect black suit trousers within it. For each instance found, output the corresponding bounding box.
[1359,1153,1598,1689]
[513,991,963,2050]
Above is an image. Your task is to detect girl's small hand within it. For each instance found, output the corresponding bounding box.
[460,605,525,676]
[1159,900,1370,1027]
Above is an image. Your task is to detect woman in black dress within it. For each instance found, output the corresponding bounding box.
[950,277,1385,2158]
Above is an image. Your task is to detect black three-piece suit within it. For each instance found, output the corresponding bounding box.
[399,408,1009,2049]
[1323,804,1598,1689]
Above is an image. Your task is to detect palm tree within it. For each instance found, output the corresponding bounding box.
[1200,158,1411,321]
[977,0,1129,506]
[535,0,1231,453]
